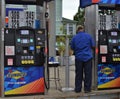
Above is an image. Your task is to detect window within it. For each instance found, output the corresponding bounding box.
[69,24,73,35]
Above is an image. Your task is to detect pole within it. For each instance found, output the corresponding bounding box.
[65,37,69,87]
[0,0,5,97]
[61,36,74,92]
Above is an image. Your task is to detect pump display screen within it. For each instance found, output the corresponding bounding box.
[21,39,29,43]
[112,39,117,43]
[111,32,117,36]
[21,30,29,35]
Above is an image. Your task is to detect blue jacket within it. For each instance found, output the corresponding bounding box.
[70,32,95,62]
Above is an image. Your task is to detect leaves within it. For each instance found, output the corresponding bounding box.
[56,36,66,54]
[73,7,85,25]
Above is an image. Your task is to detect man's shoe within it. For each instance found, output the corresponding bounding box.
[74,88,81,93]
[75,90,81,93]
[85,90,91,93]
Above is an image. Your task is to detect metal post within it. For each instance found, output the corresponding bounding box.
[85,4,99,90]
[94,5,99,90]
[0,0,5,97]
[65,37,69,87]
[61,37,74,92]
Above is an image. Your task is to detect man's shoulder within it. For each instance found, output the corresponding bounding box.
[84,32,92,37]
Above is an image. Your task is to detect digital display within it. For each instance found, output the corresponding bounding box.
[21,30,29,35]
[112,39,117,43]
[22,39,29,43]
[111,32,117,36]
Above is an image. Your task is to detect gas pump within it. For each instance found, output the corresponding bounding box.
[98,28,120,89]
[97,6,120,89]
[0,0,53,97]
[81,0,120,90]
[4,27,46,96]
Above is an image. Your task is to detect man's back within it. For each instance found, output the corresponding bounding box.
[71,31,95,62]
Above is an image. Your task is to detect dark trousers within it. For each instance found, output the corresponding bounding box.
[75,59,92,92]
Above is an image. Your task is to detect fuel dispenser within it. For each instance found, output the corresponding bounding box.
[96,6,120,89]
[80,0,120,92]
[4,27,46,96]
[97,29,120,89]
[0,0,53,97]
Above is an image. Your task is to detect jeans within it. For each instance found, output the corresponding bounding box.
[75,59,92,92]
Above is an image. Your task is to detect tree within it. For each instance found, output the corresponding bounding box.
[56,24,66,66]
[73,7,85,25]
[56,35,66,56]
[56,24,73,66]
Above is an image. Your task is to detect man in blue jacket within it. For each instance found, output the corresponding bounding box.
[70,25,95,93]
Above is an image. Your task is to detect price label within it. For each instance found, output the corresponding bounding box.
[8,11,35,28]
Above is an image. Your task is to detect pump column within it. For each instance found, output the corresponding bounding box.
[0,0,5,97]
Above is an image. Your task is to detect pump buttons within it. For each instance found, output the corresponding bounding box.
[21,60,34,64]
[37,37,41,41]
[17,38,21,42]
[30,39,33,43]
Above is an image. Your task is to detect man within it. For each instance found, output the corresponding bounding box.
[70,25,95,93]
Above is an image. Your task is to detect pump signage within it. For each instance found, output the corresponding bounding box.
[80,0,92,8]
[99,0,120,4]
[92,0,100,3]
[80,0,100,8]
[98,64,120,89]
[80,0,120,8]
[4,66,44,95]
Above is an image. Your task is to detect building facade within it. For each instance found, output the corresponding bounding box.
[62,17,77,36]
